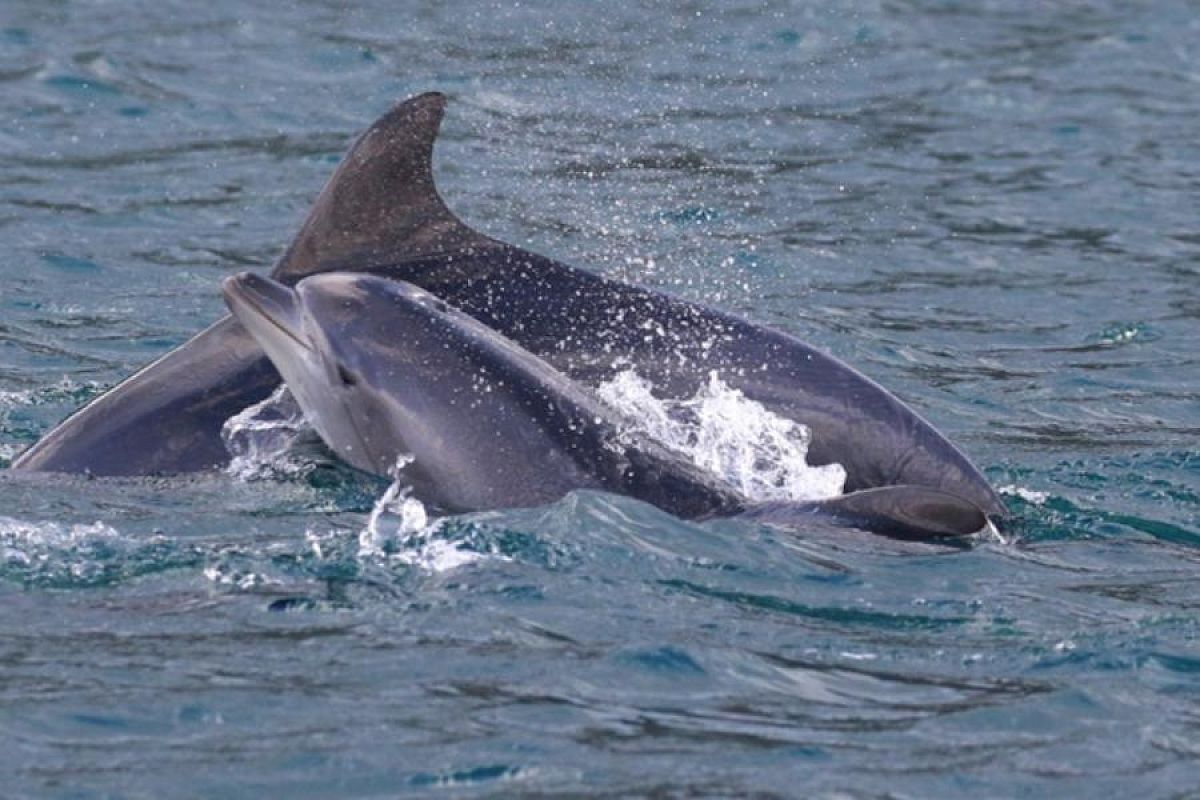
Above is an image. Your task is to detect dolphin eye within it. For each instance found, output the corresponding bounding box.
[336,364,358,387]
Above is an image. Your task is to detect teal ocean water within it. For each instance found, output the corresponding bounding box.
[2,2,1199,796]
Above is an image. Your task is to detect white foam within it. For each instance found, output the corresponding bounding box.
[0,516,127,581]
[999,485,1049,505]
[597,370,846,503]
[1,515,121,554]
[0,389,33,408]
[202,562,274,590]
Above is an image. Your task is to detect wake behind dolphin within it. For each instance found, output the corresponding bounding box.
[11,91,1007,539]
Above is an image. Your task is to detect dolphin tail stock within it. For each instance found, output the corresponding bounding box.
[12,92,489,476]
[734,486,996,543]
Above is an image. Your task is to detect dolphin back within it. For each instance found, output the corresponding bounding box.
[10,316,277,475]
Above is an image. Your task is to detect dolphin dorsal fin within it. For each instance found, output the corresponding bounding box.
[273,92,491,280]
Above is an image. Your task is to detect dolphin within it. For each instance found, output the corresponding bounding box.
[222,271,743,519]
[11,92,1006,526]
[223,271,991,539]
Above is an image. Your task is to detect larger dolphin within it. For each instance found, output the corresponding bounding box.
[11,93,1006,522]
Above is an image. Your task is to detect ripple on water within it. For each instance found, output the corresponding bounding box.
[0,516,197,588]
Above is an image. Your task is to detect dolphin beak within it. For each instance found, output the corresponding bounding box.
[222,272,311,353]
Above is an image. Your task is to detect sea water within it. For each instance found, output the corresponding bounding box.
[2,1,1199,795]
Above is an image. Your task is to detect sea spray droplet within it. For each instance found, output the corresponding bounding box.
[597,370,846,503]
[999,485,1050,505]
[1087,321,1159,348]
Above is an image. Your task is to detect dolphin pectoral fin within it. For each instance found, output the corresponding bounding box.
[10,315,278,475]
[14,93,494,476]
[737,486,994,542]
[273,91,492,280]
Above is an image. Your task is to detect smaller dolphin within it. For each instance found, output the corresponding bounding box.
[222,271,743,519]
[222,272,990,541]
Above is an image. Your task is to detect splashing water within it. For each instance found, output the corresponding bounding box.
[359,455,429,558]
[222,397,483,572]
[2,516,122,572]
[999,485,1050,506]
[220,370,843,571]
[597,370,846,503]
[221,386,313,480]
[358,456,486,572]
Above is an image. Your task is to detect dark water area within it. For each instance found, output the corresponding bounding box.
[2,1,1199,796]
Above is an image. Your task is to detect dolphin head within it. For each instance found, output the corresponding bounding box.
[222,271,394,474]
[223,271,481,483]
[224,272,623,512]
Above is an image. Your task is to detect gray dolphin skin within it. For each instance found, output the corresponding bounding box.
[223,271,743,520]
[12,91,1006,535]
[224,272,991,539]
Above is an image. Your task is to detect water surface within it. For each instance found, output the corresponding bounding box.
[2,1,1199,796]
